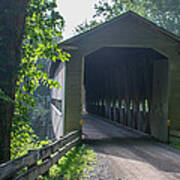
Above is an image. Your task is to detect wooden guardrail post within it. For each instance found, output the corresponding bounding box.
[41,148,51,176]
[27,150,38,170]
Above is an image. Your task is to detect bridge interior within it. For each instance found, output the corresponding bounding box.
[84,47,167,136]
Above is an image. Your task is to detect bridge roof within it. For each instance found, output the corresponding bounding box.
[50,11,180,78]
[60,10,179,47]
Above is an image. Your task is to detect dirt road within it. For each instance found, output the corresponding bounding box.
[82,114,180,180]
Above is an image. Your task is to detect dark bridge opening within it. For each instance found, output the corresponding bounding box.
[84,47,168,136]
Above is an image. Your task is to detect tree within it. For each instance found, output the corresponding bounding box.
[145,0,180,35]
[75,20,101,34]
[0,0,69,163]
[76,0,180,36]
[11,0,69,159]
[0,0,29,163]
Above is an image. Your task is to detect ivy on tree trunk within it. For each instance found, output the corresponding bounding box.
[0,0,29,163]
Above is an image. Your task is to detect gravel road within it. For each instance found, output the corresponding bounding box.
[82,114,180,180]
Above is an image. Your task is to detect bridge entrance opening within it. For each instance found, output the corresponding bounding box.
[83,47,168,138]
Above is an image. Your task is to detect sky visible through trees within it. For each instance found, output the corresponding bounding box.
[58,0,180,39]
[58,0,98,39]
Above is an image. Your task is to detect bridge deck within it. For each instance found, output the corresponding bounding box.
[82,114,180,180]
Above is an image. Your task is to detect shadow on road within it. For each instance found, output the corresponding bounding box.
[82,114,180,174]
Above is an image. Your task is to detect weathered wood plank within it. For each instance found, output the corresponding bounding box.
[0,130,80,180]
[15,138,80,180]
[0,150,39,180]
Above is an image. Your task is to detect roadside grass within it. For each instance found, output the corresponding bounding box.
[169,141,180,151]
[37,144,97,180]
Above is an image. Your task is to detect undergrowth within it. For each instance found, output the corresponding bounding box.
[38,144,97,180]
[169,141,180,151]
[11,125,96,179]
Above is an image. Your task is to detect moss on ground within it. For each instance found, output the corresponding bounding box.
[169,141,180,151]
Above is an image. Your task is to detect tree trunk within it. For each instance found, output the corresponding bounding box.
[0,0,29,163]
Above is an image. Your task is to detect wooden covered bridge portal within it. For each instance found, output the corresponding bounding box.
[85,47,168,139]
[50,11,180,142]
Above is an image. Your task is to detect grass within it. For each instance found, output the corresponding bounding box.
[169,141,180,151]
[37,144,97,180]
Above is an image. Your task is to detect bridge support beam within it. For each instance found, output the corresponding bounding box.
[150,60,168,142]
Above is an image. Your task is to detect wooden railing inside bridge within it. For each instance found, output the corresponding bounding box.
[0,130,81,180]
[87,101,151,135]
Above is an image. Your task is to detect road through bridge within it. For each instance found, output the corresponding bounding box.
[83,113,180,180]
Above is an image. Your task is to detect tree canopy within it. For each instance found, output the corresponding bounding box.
[76,0,180,36]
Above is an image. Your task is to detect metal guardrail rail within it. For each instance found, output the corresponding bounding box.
[0,130,81,180]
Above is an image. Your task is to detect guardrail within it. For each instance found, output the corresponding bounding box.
[0,130,81,180]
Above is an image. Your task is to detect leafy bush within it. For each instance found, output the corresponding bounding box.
[11,121,50,159]
[10,0,68,159]
[38,145,96,180]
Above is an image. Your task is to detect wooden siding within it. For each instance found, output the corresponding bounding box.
[51,62,66,138]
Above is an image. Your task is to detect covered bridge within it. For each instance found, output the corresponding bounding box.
[50,11,180,142]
